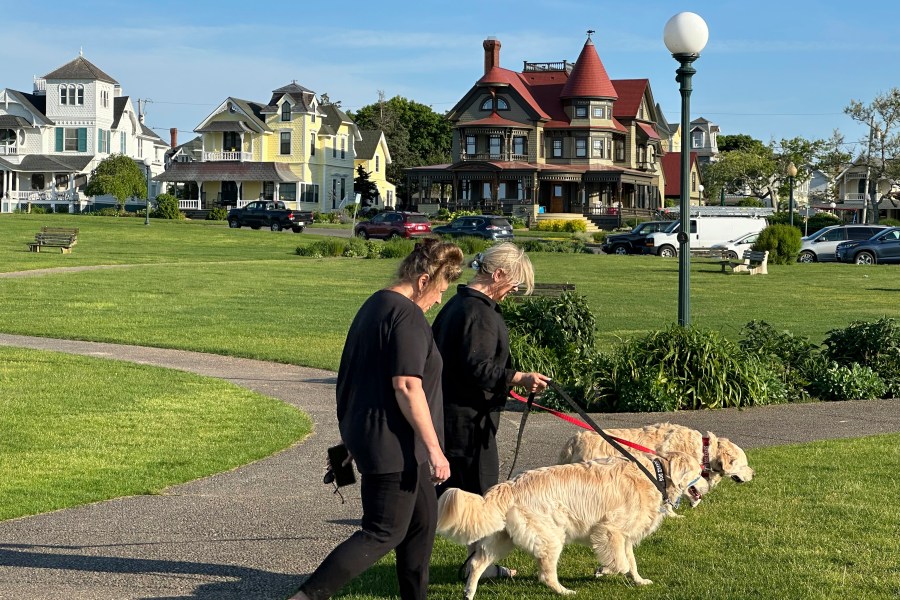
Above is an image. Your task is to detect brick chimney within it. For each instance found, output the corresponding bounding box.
[169,128,178,149]
[483,37,501,74]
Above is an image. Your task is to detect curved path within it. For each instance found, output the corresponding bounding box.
[0,333,897,599]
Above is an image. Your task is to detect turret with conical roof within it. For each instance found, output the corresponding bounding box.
[560,35,617,100]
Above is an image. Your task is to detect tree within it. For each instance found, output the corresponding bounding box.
[812,130,853,203]
[348,93,452,205]
[845,88,900,223]
[353,165,379,206]
[85,154,147,214]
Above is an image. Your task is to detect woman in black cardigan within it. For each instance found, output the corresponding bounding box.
[433,242,550,579]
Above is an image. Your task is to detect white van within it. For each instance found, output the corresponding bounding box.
[643,217,767,257]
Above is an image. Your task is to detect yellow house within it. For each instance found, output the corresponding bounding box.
[354,130,396,207]
[158,82,362,213]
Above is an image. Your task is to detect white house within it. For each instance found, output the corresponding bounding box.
[0,53,169,213]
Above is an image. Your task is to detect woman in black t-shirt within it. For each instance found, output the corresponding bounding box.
[433,242,550,580]
[293,238,463,600]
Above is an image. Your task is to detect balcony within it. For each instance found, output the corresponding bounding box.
[203,151,251,162]
[461,152,529,163]
[842,193,869,204]
[0,146,18,155]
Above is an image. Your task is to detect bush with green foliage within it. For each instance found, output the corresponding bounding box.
[593,325,788,412]
[445,235,493,256]
[737,197,766,208]
[879,217,900,227]
[84,207,122,217]
[592,231,608,243]
[151,194,185,220]
[28,206,49,214]
[822,317,900,398]
[379,237,416,258]
[313,211,343,224]
[807,361,886,401]
[752,223,801,264]
[739,320,823,402]
[515,238,589,253]
[504,291,597,410]
[207,207,228,221]
[507,216,527,230]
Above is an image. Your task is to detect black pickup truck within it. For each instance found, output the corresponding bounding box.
[601,220,673,254]
[227,201,313,233]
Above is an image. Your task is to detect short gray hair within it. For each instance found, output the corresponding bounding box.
[473,242,534,294]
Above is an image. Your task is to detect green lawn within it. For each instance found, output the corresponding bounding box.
[0,346,311,521]
[338,434,900,600]
[1,213,897,370]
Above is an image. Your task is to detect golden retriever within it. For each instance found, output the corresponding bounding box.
[558,423,754,489]
[437,452,709,598]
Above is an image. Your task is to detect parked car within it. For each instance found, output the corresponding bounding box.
[835,227,900,265]
[709,231,760,259]
[432,215,514,241]
[643,217,767,257]
[354,211,432,239]
[227,201,312,232]
[601,220,672,255]
[797,224,889,263]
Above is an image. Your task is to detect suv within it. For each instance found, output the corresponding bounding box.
[601,221,672,255]
[798,224,888,262]
[836,227,900,264]
[354,211,432,240]
[432,215,514,241]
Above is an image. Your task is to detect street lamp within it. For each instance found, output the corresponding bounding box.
[787,161,797,227]
[664,11,708,327]
[143,158,152,226]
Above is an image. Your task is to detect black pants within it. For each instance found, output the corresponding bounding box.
[438,410,500,497]
[300,461,437,600]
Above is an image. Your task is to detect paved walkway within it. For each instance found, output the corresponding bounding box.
[0,333,898,599]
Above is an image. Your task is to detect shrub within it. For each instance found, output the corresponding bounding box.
[563,219,587,233]
[880,218,900,227]
[342,237,368,257]
[29,206,48,214]
[152,194,185,220]
[592,231,609,244]
[738,198,766,207]
[515,239,588,253]
[532,219,586,233]
[449,236,493,256]
[507,216,527,229]
[207,207,228,221]
[752,223,801,264]
[504,291,597,410]
[805,212,842,235]
[739,320,822,402]
[807,362,886,401]
[593,325,788,412]
[380,237,416,258]
[822,318,900,398]
[313,211,343,224]
[296,238,347,257]
[84,207,121,217]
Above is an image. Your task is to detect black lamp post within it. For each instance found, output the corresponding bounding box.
[664,12,709,327]
[787,161,797,227]
[144,158,152,226]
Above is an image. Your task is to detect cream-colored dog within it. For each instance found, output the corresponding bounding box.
[559,423,754,489]
[437,452,708,598]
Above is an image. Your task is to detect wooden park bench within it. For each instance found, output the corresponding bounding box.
[27,226,79,253]
[509,282,576,301]
[720,249,768,275]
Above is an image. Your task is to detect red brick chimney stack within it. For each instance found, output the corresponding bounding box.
[170,128,178,149]
[483,37,501,74]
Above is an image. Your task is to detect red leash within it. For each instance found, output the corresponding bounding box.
[509,391,658,456]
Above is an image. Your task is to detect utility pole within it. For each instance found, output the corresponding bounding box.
[862,116,878,224]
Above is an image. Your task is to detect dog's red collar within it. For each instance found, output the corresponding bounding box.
[701,435,711,479]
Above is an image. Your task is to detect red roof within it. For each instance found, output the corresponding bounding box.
[661,151,699,196]
[560,39,617,99]
[464,113,528,127]
[611,79,649,119]
[637,122,660,140]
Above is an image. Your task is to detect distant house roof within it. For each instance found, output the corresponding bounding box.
[356,130,386,161]
[611,79,650,119]
[0,154,93,173]
[661,151,699,197]
[111,96,129,129]
[140,123,167,145]
[560,38,617,99]
[261,82,322,115]
[155,161,298,183]
[43,56,118,84]
[1,89,53,126]
[0,114,31,128]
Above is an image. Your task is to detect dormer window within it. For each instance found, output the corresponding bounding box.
[281,102,291,122]
[77,85,85,105]
[480,97,509,111]
[692,130,705,149]
[60,85,68,105]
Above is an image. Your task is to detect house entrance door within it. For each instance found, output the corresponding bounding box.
[221,181,238,205]
[550,184,564,212]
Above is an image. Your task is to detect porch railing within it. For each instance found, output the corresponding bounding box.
[202,151,251,162]
[842,193,869,202]
[0,146,18,155]
[5,190,78,201]
[178,199,201,210]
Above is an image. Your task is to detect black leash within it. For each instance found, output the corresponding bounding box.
[507,392,535,480]
[511,380,669,503]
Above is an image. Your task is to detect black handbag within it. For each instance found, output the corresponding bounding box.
[323,443,356,487]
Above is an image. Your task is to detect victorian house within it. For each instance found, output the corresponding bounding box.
[354,130,396,207]
[0,54,168,213]
[406,35,666,221]
[157,83,362,213]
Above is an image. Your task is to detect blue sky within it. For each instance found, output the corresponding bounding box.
[3,0,898,156]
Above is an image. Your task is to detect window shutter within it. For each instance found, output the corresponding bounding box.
[77,128,87,152]
[55,128,63,152]
[98,129,102,152]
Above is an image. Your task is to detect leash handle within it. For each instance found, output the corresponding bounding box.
[545,380,669,502]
